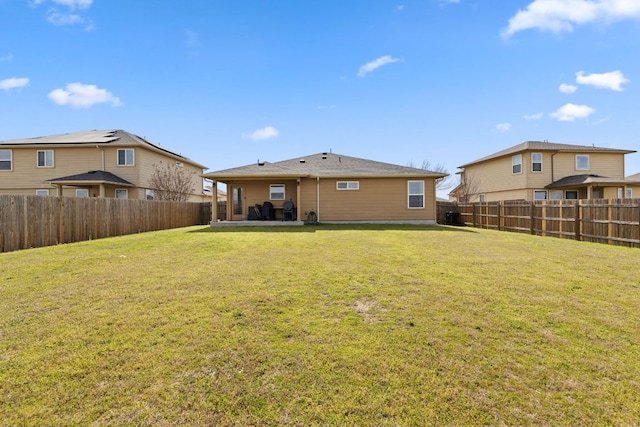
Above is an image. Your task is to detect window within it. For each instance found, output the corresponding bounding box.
[534,190,547,200]
[512,154,522,174]
[36,189,49,196]
[618,188,624,199]
[270,184,285,200]
[531,153,542,172]
[115,189,128,199]
[549,190,563,200]
[76,189,89,198]
[576,155,590,170]
[565,190,578,200]
[626,189,633,199]
[0,149,12,171]
[479,194,486,202]
[37,150,54,167]
[117,149,134,166]
[408,180,424,208]
[145,189,155,200]
[337,181,359,190]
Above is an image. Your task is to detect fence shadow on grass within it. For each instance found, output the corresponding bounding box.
[188,224,478,234]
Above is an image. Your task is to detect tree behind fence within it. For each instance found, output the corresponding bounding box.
[0,195,210,253]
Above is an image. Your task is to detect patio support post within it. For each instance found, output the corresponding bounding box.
[211,181,217,223]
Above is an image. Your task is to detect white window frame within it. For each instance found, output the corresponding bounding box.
[512,154,522,174]
[36,189,49,196]
[115,189,128,199]
[626,189,633,199]
[270,184,285,200]
[117,148,135,166]
[479,194,486,202]
[145,189,155,200]
[531,153,542,172]
[0,149,12,171]
[408,180,425,209]
[534,190,547,200]
[549,190,563,200]
[576,154,590,171]
[37,150,54,168]
[76,189,89,198]
[336,181,359,190]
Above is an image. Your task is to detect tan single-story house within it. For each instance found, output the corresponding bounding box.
[203,152,447,224]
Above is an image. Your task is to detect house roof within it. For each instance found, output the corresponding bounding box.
[627,173,640,182]
[203,152,449,180]
[545,174,631,189]
[459,141,636,169]
[47,170,134,186]
[0,129,207,169]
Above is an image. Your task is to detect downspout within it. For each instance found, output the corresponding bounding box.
[550,151,558,183]
[96,145,105,170]
[316,177,320,221]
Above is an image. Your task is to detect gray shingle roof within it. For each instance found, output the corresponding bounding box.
[47,170,134,186]
[204,152,448,179]
[0,129,207,169]
[545,174,631,188]
[459,141,635,168]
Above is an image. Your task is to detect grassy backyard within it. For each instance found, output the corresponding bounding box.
[1,224,639,426]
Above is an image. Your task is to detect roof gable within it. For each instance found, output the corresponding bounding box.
[459,141,635,168]
[205,152,448,179]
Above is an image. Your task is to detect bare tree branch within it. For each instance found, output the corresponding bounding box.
[407,160,452,191]
[148,161,196,202]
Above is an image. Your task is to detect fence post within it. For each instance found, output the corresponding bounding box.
[497,201,502,231]
[472,203,477,227]
[575,200,581,241]
[530,201,535,235]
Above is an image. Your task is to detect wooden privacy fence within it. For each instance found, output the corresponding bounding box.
[450,199,640,248]
[0,195,210,253]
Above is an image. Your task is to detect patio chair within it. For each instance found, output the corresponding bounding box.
[262,201,274,220]
[282,199,296,221]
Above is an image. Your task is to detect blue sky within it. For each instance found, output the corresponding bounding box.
[2,0,639,195]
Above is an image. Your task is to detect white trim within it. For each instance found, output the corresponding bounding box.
[76,188,89,198]
[270,184,285,200]
[533,190,547,200]
[531,152,542,172]
[337,181,359,190]
[37,149,54,168]
[117,148,135,166]
[512,154,522,174]
[0,149,12,171]
[576,154,590,170]
[36,189,49,196]
[407,180,425,209]
[115,188,128,199]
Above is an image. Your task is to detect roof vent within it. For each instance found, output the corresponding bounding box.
[300,159,306,163]
[322,153,327,159]
[258,161,265,166]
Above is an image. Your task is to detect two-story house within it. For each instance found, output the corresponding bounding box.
[450,141,637,202]
[0,129,207,201]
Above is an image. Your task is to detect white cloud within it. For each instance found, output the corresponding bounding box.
[0,77,29,91]
[53,0,93,9]
[0,54,13,62]
[496,122,512,132]
[576,70,629,91]
[244,126,279,140]
[357,56,400,77]
[48,83,121,108]
[549,103,595,121]
[503,0,640,37]
[47,11,83,26]
[396,5,405,12]
[524,112,544,120]
[559,83,578,93]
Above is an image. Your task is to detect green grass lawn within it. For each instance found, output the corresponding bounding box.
[1,224,639,426]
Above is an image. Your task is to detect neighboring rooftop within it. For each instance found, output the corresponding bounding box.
[459,141,636,169]
[0,129,207,169]
[46,170,134,186]
[204,152,449,179]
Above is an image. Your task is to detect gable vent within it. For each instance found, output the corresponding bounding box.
[299,159,306,163]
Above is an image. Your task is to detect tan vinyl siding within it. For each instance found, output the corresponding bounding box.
[136,148,204,201]
[310,177,436,221]
[551,152,626,179]
[464,156,527,194]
